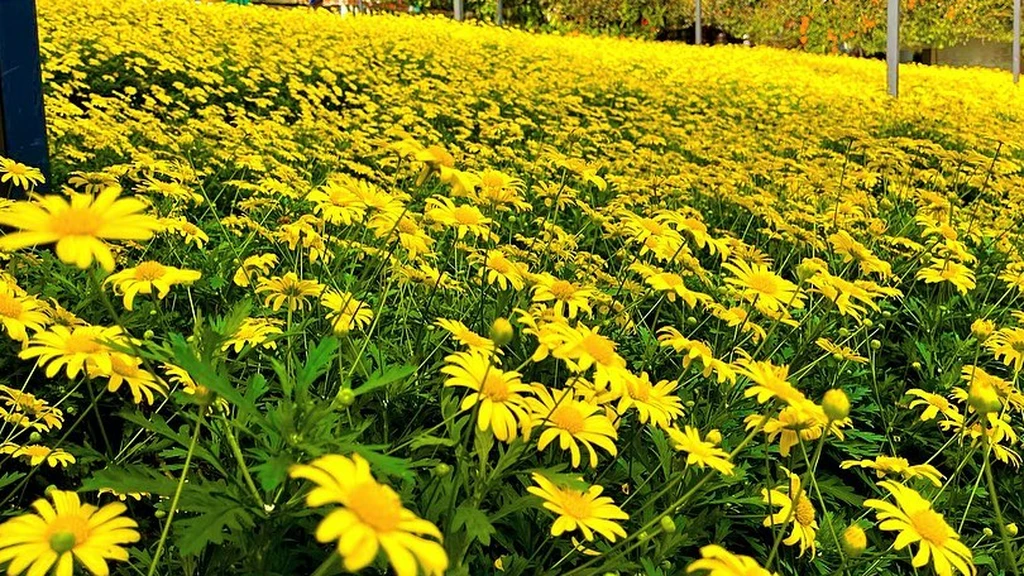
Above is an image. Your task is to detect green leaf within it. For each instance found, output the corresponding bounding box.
[252,453,292,492]
[119,412,229,477]
[0,472,25,492]
[408,434,458,451]
[80,464,179,497]
[296,336,339,396]
[169,333,265,426]
[353,364,416,397]
[452,504,496,546]
[175,503,255,556]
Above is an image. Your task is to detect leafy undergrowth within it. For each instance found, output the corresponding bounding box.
[1,1,1024,575]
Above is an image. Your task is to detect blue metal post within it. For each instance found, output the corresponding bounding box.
[0,0,51,196]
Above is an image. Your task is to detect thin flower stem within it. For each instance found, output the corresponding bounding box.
[220,414,267,510]
[147,412,205,576]
[984,436,1021,576]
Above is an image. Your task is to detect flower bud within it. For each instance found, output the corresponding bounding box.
[659,515,677,534]
[686,316,698,326]
[706,429,723,445]
[862,318,873,328]
[912,361,922,370]
[984,527,994,537]
[143,329,155,339]
[155,509,167,519]
[841,525,867,558]
[433,463,451,476]
[490,317,514,346]
[29,431,42,443]
[838,327,850,337]
[822,389,851,421]
[971,318,995,342]
[968,377,1002,414]
[870,339,881,350]
[882,310,891,319]
[1007,523,1019,537]
[335,388,356,407]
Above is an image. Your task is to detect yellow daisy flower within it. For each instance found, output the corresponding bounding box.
[434,318,496,354]
[528,384,618,468]
[223,317,283,353]
[104,260,201,311]
[548,323,629,396]
[531,275,595,319]
[840,456,944,487]
[915,260,976,295]
[2,444,76,468]
[762,467,818,557]
[0,489,139,576]
[424,196,493,240]
[0,285,49,343]
[735,356,805,406]
[526,473,628,542]
[985,327,1024,373]
[0,188,160,271]
[20,325,124,379]
[865,481,974,576]
[686,544,778,576]
[256,272,324,312]
[289,454,448,576]
[0,158,45,190]
[90,353,167,405]
[668,425,735,476]
[723,259,804,312]
[320,290,373,335]
[440,350,532,442]
[232,253,278,287]
[616,372,684,430]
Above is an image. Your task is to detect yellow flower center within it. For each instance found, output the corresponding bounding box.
[181,222,201,235]
[794,495,815,526]
[910,509,948,545]
[347,481,403,533]
[578,333,616,366]
[745,272,783,297]
[488,255,512,274]
[481,373,511,402]
[1010,339,1024,354]
[480,173,504,188]
[66,332,101,354]
[549,280,576,300]
[0,293,24,318]
[940,266,960,280]
[453,206,481,225]
[134,261,166,281]
[426,146,455,167]
[49,208,103,237]
[397,218,417,234]
[551,404,586,434]
[46,515,90,554]
[629,380,651,402]
[557,491,594,520]
[111,356,140,377]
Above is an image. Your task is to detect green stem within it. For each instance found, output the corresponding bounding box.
[147,412,205,576]
[984,437,1021,576]
[220,414,267,510]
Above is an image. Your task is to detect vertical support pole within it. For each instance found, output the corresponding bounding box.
[694,0,702,45]
[1014,0,1021,84]
[0,0,51,197]
[454,0,463,21]
[496,0,503,25]
[887,0,899,97]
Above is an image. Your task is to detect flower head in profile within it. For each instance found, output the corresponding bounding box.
[425,196,493,240]
[435,318,496,354]
[91,353,167,405]
[841,456,943,487]
[985,327,1024,373]
[616,372,684,430]
[232,253,278,287]
[686,544,778,576]
[526,473,628,542]
[289,454,448,576]
[0,444,75,468]
[735,356,805,407]
[20,325,125,379]
[320,290,373,335]
[865,481,974,576]
[0,284,49,343]
[256,272,324,312]
[762,467,817,557]
[223,317,284,353]
[0,489,139,576]
[0,157,45,190]
[0,188,160,271]
[916,260,975,295]
[440,351,532,442]
[668,425,734,476]
[105,261,201,311]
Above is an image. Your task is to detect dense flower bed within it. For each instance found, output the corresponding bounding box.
[1,1,1024,575]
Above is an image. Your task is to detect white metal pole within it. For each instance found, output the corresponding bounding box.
[695,0,702,45]
[454,0,463,21]
[887,0,899,97]
[1014,0,1021,84]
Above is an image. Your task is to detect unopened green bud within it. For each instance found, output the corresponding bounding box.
[336,388,356,407]
[659,515,676,533]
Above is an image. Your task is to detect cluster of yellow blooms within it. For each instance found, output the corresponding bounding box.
[0,0,1022,574]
